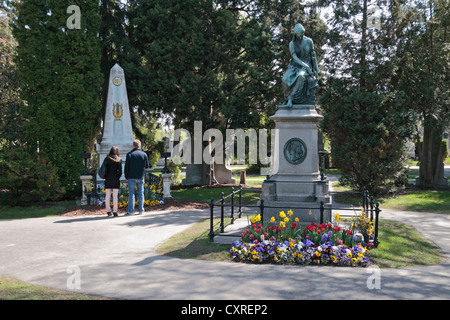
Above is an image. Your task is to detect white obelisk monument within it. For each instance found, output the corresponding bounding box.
[97,64,134,183]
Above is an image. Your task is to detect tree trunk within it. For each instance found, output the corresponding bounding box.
[417,120,446,188]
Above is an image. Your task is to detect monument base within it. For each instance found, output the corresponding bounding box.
[260,105,332,223]
[260,179,332,223]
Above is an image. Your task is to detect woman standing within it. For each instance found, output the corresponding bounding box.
[103,146,122,217]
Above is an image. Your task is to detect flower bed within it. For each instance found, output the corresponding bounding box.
[230,210,373,266]
[91,182,164,209]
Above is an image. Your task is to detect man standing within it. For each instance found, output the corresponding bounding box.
[125,139,149,215]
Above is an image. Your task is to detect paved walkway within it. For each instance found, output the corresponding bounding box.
[0,204,449,300]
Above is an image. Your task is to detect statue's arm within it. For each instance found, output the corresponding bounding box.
[289,41,310,71]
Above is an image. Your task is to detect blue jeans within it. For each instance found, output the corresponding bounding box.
[127,178,145,214]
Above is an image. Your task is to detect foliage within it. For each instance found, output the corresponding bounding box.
[167,160,182,185]
[319,0,416,194]
[0,10,24,149]
[320,81,414,194]
[10,0,103,196]
[121,0,320,131]
[0,148,65,205]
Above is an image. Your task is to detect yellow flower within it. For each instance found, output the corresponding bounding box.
[287,209,293,216]
[308,210,312,215]
[335,213,341,222]
[284,217,289,223]
[294,217,299,222]
[270,217,275,223]
[279,211,286,218]
[250,217,256,224]
[280,221,285,228]
[255,214,261,222]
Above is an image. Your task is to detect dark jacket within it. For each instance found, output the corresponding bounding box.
[104,155,122,189]
[124,148,149,180]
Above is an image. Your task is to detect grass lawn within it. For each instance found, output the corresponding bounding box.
[0,201,76,219]
[379,190,450,214]
[0,276,113,300]
[369,220,446,268]
[171,186,261,205]
[332,182,450,214]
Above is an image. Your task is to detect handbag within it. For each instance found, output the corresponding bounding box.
[98,159,107,179]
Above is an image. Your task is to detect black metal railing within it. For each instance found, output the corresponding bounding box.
[209,186,244,241]
[208,186,381,247]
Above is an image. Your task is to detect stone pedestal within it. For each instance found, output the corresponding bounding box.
[161,173,173,199]
[80,175,93,206]
[260,105,332,222]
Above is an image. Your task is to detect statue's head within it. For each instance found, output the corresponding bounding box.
[293,24,305,38]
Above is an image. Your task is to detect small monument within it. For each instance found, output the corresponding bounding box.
[261,23,331,222]
[96,64,134,184]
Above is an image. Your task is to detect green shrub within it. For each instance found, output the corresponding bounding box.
[0,149,65,205]
[167,160,182,185]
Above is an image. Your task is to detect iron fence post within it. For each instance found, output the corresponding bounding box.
[238,185,242,218]
[362,187,367,214]
[259,199,264,222]
[231,187,235,223]
[374,202,380,248]
[209,197,215,242]
[320,201,324,224]
[370,196,374,222]
[220,192,225,233]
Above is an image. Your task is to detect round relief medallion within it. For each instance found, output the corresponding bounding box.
[284,138,307,165]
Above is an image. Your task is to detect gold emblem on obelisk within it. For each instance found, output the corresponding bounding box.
[113,103,123,120]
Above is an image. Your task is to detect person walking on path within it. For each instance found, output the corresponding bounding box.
[124,139,149,215]
[103,146,122,217]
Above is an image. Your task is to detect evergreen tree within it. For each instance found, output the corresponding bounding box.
[319,0,416,194]
[0,8,24,148]
[11,0,103,196]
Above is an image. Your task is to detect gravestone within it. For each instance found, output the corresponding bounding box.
[96,64,134,184]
